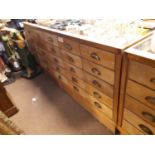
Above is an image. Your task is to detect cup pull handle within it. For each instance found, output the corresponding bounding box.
[73,86,79,92]
[64,43,72,50]
[145,96,155,105]
[150,78,155,84]
[138,124,153,135]
[142,111,155,122]
[51,48,56,54]
[90,52,100,61]
[92,80,101,88]
[54,58,58,63]
[70,67,76,73]
[58,75,61,80]
[67,56,74,63]
[72,77,78,83]
[93,91,101,99]
[91,67,101,75]
[56,67,60,72]
[94,101,102,109]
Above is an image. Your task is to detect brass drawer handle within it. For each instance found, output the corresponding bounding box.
[48,37,53,42]
[93,91,101,99]
[90,52,100,61]
[72,77,78,83]
[92,80,101,88]
[67,56,74,63]
[70,67,76,73]
[142,111,155,122]
[150,78,155,84]
[145,96,155,105]
[94,101,102,109]
[138,124,153,135]
[91,67,101,75]
[64,43,72,50]
[56,67,60,72]
[51,48,56,54]
[73,86,79,92]
[54,58,58,63]
[58,75,61,80]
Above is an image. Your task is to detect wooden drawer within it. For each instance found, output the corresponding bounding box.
[60,50,82,68]
[25,28,36,39]
[126,80,155,111]
[84,72,113,98]
[83,59,114,85]
[27,39,37,54]
[37,47,48,56]
[80,44,115,70]
[85,83,113,109]
[43,31,58,46]
[46,44,60,57]
[129,61,155,90]
[59,74,69,86]
[124,109,155,135]
[64,62,84,79]
[91,108,115,132]
[62,82,94,114]
[122,120,144,135]
[50,55,64,68]
[50,63,61,73]
[125,95,155,127]
[71,83,88,99]
[89,95,113,120]
[59,37,80,56]
[67,73,86,90]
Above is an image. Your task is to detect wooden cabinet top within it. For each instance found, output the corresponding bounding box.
[24,22,153,52]
[125,34,155,62]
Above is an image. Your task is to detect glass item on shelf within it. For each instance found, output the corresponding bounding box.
[151,32,155,54]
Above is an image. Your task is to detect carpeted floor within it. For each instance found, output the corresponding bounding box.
[5,73,112,135]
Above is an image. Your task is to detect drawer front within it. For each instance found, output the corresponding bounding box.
[49,69,61,82]
[129,61,155,90]
[71,83,88,100]
[124,109,155,135]
[61,50,82,68]
[25,28,38,40]
[37,47,48,57]
[84,72,113,98]
[91,107,115,132]
[46,44,60,57]
[122,120,144,135]
[67,73,86,90]
[85,83,113,109]
[50,63,61,73]
[59,38,80,56]
[89,95,113,120]
[83,59,114,85]
[59,74,69,85]
[50,55,64,68]
[43,32,58,46]
[127,80,155,110]
[62,82,94,114]
[64,62,84,79]
[80,44,115,70]
[27,39,37,54]
[125,95,155,127]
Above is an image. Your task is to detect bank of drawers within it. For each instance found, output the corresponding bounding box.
[25,26,116,132]
[122,60,155,135]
